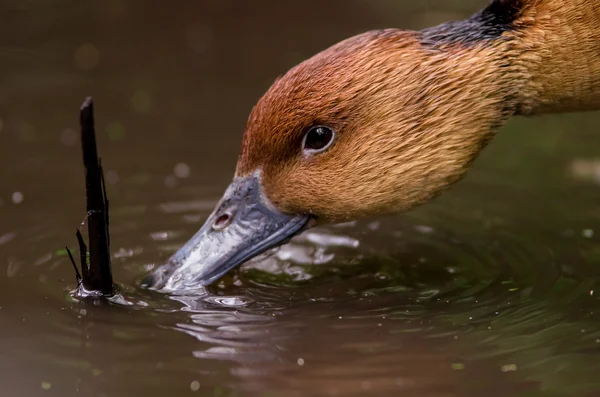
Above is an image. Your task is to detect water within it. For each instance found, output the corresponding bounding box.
[1,1,600,396]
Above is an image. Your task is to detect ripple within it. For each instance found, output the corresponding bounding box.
[2,179,600,397]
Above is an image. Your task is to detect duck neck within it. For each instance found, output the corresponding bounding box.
[421,0,600,117]
[510,0,600,115]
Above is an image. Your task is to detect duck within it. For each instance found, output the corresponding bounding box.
[148,0,600,290]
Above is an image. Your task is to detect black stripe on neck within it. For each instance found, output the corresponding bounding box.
[420,0,523,46]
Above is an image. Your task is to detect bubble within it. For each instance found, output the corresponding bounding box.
[60,128,78,146]
[190,381,200,392]
[582,229,594,239]
[297,358,305,366]
[11,192,23,204]
[74,43,100,70]
[174,162,190,179]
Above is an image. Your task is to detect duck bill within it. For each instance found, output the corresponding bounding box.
[147,171,310,291]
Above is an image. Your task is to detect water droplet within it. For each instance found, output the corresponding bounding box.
[74,43,100,70]
[174,162,190,179]
[501,364,518,372]
[582,229,594,238]
[11,191,23,204]
[190,380,200,392]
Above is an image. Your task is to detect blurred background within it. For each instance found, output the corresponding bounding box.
[1,1,599,396]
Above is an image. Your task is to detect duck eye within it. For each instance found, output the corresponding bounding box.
[302,126,335,154]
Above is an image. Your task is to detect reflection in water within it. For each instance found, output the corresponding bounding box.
[2,188,600,396]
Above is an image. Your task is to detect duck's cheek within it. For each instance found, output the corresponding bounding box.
[264,180,345,223]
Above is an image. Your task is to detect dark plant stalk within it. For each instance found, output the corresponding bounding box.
[65,245,82,284]
[67,97,114,297]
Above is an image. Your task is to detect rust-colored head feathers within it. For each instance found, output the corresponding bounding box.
[235,0,600,222]
[236,29,516,222]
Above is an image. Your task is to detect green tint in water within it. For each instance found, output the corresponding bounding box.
[0,1,599,396]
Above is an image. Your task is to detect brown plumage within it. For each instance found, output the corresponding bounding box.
[148,0,600,290]
[235,0,600,223]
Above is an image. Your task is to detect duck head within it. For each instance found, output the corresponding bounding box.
[149,28,518,290]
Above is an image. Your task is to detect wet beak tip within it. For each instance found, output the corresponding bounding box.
[146,173,310,291]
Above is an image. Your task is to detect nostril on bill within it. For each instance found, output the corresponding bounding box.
[212,211,234,231]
